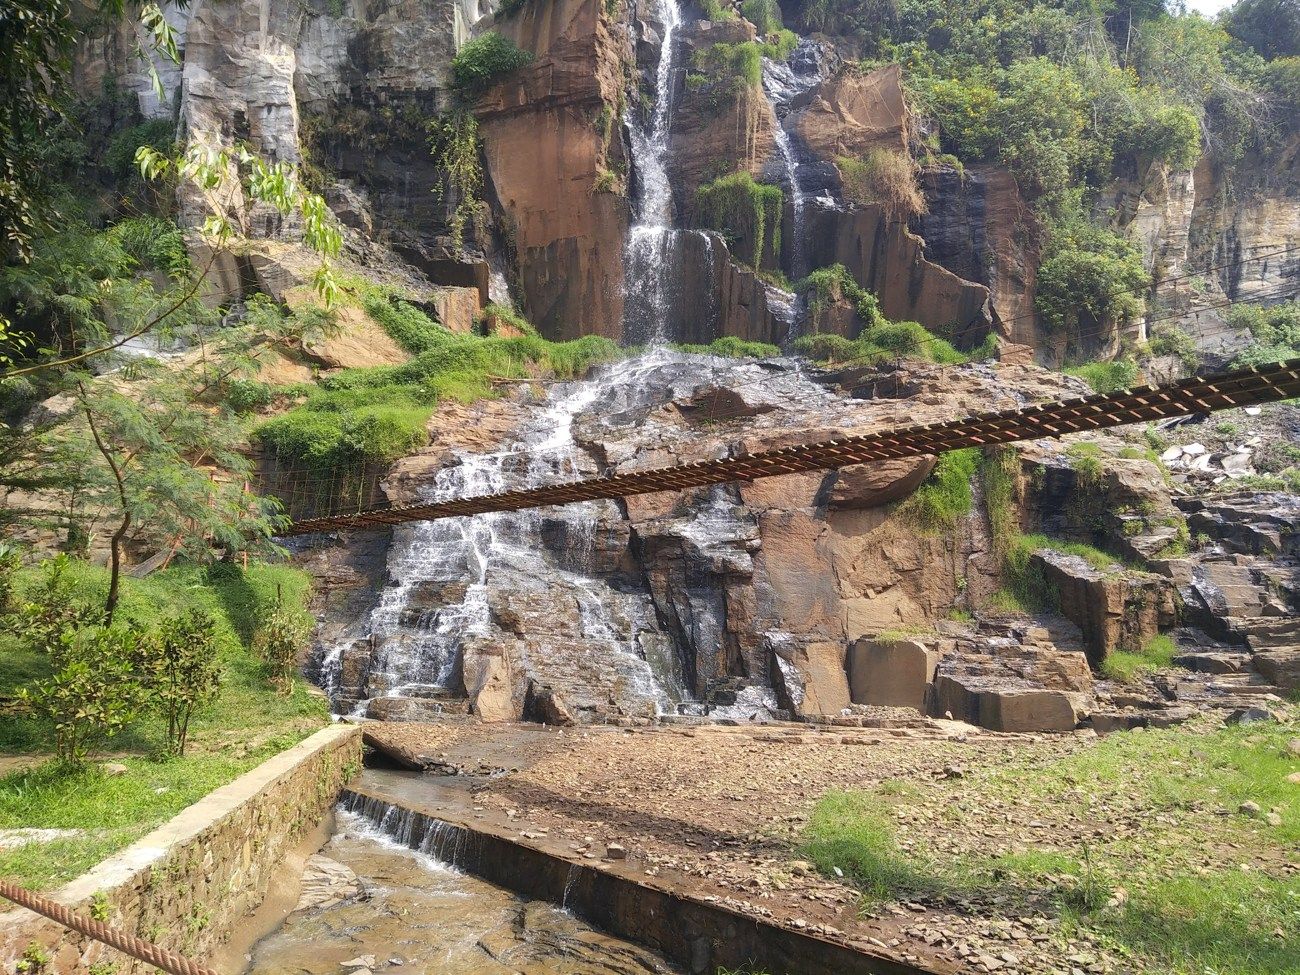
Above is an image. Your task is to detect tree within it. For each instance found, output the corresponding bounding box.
[993,59,1092,199]
[68,339,290,621]
[1222,0,1300,59]
[144,610,221,756]
[1036,202,1150,349]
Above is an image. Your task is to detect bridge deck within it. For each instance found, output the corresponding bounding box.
[281,357,1300,536]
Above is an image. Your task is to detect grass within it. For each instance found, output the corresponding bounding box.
[803,721,1300,974]
[898,447,980,531]
[0,559,327,888]
[1101,633,1178,682]
[671,336,781,358]
[1063,358,1140,394]
[256,324,624,471]
[801,790,950,902]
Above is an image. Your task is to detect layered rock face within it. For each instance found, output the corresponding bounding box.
[476,0,632,338]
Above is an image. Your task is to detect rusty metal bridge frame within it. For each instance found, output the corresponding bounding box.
[281,357,1300,537]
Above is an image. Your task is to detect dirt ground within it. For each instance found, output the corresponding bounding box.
[360,716,1281,975]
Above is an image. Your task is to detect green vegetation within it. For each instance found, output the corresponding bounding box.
[1065,441,1104,486]
[693,35,798,93]
[899,447,980,532]
[700,0,737,21]
[1229,299,1300,367]
[835,149,925,219]
[256,324,623,472]
[694,171,784,268]
[1063,357,1140,393]
[1037,206,1149,341]
[803,790,949,900]
[741,0,783,34]
[0,558,325,888]
[671,336,781,358]
[1101,633,1178,681]
[795,264,884,329]
[802,720,1299,973]
[450,32,534,92]
[793,313,989,369]
[429,109,484,251]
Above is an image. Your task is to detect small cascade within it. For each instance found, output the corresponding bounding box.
[623,0,684,344]
[761,40,824,342]
[321,354,691,720]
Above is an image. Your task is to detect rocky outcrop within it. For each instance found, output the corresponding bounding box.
[794,64,909,161]
[1031,550,1177,666]
[670,18,778,213]
[476,0,631,339]
[918,165,1041,349]
[803,200,994,344]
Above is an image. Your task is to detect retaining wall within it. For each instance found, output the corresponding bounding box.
[0,724,361,974]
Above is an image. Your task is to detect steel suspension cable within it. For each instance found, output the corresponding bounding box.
[0,879,219,975]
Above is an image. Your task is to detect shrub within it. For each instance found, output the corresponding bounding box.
[144,611,222,757]
[253,592,312,693]
[701,0,736,19]
[1037,207,1148,339]
[1228,299,1300,367]
[225,379,275,414]
[1066,442,1104,487]
[1147,326,1200,373]
[429,109,483,250]
[836,149,926,219]
[21,623,151,763]
[103,119,175,182]
[450,33,533,92]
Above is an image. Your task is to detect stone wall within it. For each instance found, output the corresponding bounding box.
[0,725,361,974]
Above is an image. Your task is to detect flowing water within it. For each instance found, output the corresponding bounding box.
[246,809,680,975]
[318,354,691,718]
[623,0,685,344]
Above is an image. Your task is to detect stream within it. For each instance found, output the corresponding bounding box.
[246,809,681,975]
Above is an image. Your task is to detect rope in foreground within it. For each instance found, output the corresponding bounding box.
[0,879,219,975]
[282,357,1300,537]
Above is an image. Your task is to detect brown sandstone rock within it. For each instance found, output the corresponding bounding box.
[828,457,936,509]
[795,65,910,161]
[848,638,939,710]
[476,0,630,340]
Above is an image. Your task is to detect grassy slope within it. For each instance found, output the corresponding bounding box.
[0,560,327,889]
[802,721,1300,974]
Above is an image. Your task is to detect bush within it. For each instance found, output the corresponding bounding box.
[1036,207,1148,339]
[253,592,312,693]
[225,379,275,414]
[450,33,533,92]
[145,611,222,757]
[21,623,151,763]
[103,119,175,182]
[1228,300,1300,367]
[837,149,926,219]
[701,0,736,20]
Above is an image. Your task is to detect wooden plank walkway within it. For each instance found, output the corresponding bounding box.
[281,357,1300,537]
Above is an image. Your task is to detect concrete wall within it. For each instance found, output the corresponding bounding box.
[0,724,361,974]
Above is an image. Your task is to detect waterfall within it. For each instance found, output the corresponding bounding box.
[760,41,823,343]
[320,356,688,719]
[623,0,684,345]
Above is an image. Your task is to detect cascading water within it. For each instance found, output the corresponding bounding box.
[622,0,684,344]
[761,40,823,342]
[319,356,688,720]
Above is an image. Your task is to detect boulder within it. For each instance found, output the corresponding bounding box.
[933,677,1081,733]
[847,638,939,710]
[828,457,937,510]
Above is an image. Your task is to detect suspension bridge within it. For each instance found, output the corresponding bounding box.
[280,356,1300,537]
